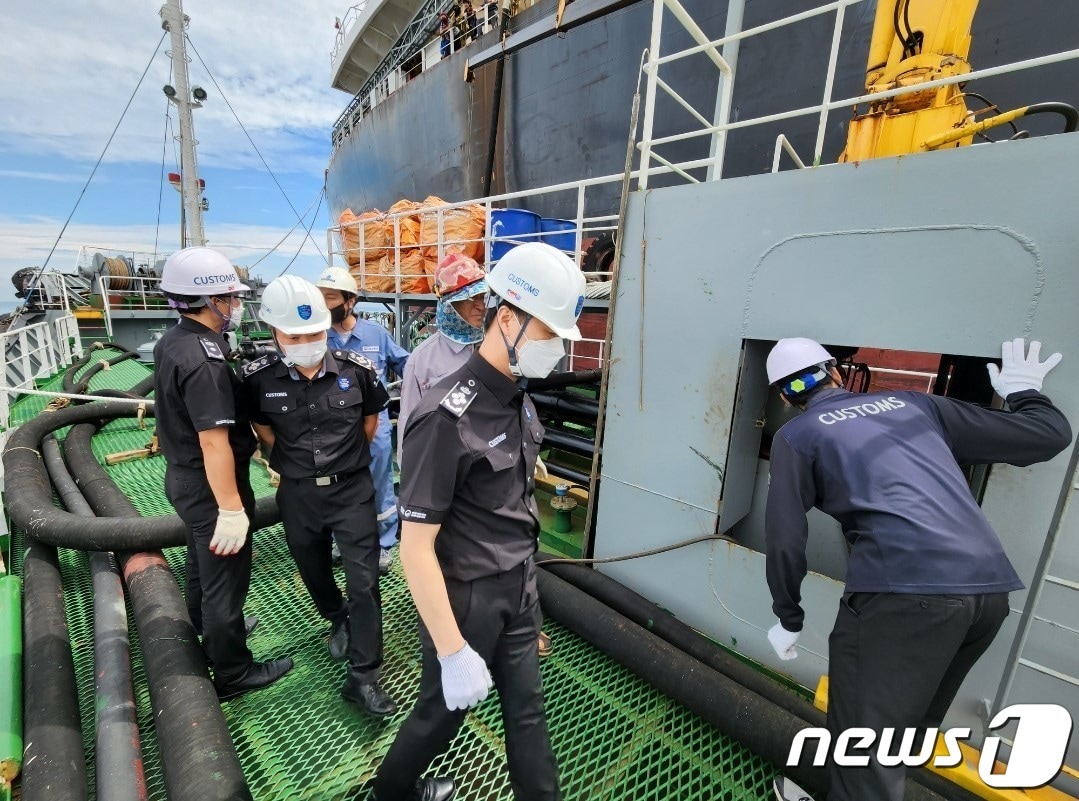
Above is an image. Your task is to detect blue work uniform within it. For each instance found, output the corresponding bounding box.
[328,316,410,549]
[766,386,1071,801]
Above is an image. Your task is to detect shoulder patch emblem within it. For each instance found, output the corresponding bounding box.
[241,353,279,378]
[336,349,377,373]
[439,381,479,418]
[199,337,225,361]
[337,376,351,391]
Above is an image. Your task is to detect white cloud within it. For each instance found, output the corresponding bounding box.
[0,169,86,183]
[2,0,350,175]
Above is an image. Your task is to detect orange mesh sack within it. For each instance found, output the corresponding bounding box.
[420,202,485,269]
[388,199,422,249]
[399,250,431,294]
[338,208,362,268]
[418,196,448,256]
[367,255,394,293]
[366,252,430,294]
[338,208,390,291]
[466,204,487,261]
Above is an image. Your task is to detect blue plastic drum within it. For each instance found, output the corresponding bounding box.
[539,218,577,252]
[489,208,541,262]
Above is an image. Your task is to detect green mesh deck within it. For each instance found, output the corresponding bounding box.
[5,350,779,801]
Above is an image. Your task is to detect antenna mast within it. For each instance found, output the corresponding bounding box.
[160,0,206,247]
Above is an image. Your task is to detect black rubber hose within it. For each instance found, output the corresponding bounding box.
[535,558,826,727]
[21,541,88,801]
[66,352,141,396]
[536,568,950,801]
[526,369,603,391]
[1023,101,1079,133]
[59,424,252,801]
[530,392,600,423]
[541,427,596,457]
[42,435,148,801]
[117,550,252,801]
[2,401,278,550]
[92,375,155,400]
[62,346,139,394]
[543,461,590,486]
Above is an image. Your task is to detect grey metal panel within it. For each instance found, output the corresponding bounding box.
[594,132,1079,742]
[717,339,768,532]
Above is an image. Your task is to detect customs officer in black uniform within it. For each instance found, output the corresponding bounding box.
[763,336,1071,801]
[370,244,586,801]
[243,275,398,716]
[155,246,293,700]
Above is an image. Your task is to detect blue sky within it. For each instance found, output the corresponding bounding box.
[1,0,353,301]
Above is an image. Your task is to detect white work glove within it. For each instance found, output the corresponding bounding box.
[210,508,249,556]
[438,642,493,710]
[768,620,800,661]
[987,338,1062,398]
[534,454,549,481]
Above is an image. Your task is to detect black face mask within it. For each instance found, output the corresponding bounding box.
[330,304,350,324]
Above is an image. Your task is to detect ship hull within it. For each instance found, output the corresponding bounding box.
[326,0,1079,220]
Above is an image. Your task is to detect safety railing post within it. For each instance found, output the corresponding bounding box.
[813,0,848,163]
[637,0,666,190]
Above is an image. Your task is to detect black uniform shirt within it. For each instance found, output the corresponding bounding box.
[398,352,544,581]
[153,316,256,469]
[242,349,389,480]
[766,387,1072,631]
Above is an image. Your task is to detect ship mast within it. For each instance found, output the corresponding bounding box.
[159,0,206,247]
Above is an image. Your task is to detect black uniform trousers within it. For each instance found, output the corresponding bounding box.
[165,462,257,686]
[372,558,560,801]
[826,591,1009,801]
[277,470,383,682]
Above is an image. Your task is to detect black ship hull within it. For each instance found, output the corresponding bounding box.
[326,0,1079,221]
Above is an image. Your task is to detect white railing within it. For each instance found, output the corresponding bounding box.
[53,314,84,367]
[331,2,373,67]
[327,177,624,347]
[0,315,83,431]
[327,178,622,287]
[567,336,606,372]
[98,274,170,340]
[636,0,1079,187]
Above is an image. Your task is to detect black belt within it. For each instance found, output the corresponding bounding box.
[286,471,359,486]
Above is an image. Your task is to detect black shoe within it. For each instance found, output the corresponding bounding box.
[216,657,293,701]
[328,618,349,662]
[341,675,398,717]
[413,777,455,801]
[378,546,394,575]
[367,777,455,801]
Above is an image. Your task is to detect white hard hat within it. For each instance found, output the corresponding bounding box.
[766,337,835,384]
[487,243,586,340]
[258,275,331,335]
[315,266,358,296]
[159,247,250,295]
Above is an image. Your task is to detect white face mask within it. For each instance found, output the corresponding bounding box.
[209,296,245,333]
[281,340,327,369]
[515,333,565,378]
[226,303,244,332]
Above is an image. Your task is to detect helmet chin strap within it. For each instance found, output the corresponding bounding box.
[204,295,230,332]
[500,312,533,378]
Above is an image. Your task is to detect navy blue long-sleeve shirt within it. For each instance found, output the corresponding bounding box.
[766,387,1072,632]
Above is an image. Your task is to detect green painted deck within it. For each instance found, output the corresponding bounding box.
[5,350,779,800]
